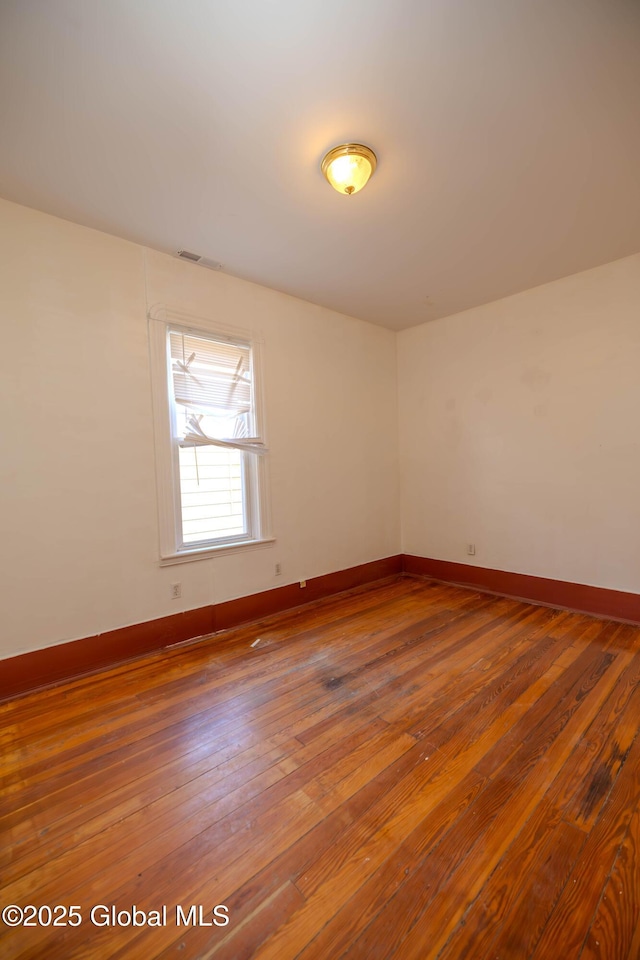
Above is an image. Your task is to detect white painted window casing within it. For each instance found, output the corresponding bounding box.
[148,308,272,563]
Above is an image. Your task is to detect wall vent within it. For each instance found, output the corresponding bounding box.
[176,250,223,271]
[177,249,201,263]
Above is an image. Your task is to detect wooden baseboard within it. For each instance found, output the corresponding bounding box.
[5,552,637,701]
[403,555,640,624]
[0,555,403,700]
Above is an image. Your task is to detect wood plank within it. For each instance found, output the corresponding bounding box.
[484,820,585,957]
[250,630,607,958]
[581,797,640,960]
[531,722,640,958]
[436,649,640,959]
[3,577,640,960]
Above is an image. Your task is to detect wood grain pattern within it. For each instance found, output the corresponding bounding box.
[404,555,640,623]
[2,575,640,959]
[0,556,403,700]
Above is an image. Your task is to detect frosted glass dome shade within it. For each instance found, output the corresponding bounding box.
[321,144,377,195]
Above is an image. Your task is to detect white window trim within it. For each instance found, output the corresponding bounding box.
[148,305,273,564]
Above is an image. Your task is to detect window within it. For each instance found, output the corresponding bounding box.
[149,310,271,561]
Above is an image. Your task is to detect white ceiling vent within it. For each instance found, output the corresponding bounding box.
[176,250,223,271]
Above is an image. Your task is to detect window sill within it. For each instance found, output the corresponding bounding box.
[159,537,275,566]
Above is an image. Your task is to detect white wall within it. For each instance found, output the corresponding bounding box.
[3,195,639,663]
[398,253,640,593]
[0,199,400,659]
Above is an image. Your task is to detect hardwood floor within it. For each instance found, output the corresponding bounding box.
[2,575,640,959]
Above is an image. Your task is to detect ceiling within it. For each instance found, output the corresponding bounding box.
[1,0,639,331]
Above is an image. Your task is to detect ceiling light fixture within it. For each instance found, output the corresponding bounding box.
[321,143,377,196]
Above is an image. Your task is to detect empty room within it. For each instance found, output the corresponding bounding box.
[2,1,640,958]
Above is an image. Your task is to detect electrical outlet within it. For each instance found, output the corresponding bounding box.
[467,544,476,556]
[275,563,282,576]
[171,582,182,599]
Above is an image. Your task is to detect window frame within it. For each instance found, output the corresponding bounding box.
[148,307,273,564]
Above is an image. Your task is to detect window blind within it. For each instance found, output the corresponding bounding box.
[169,330,267,454]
